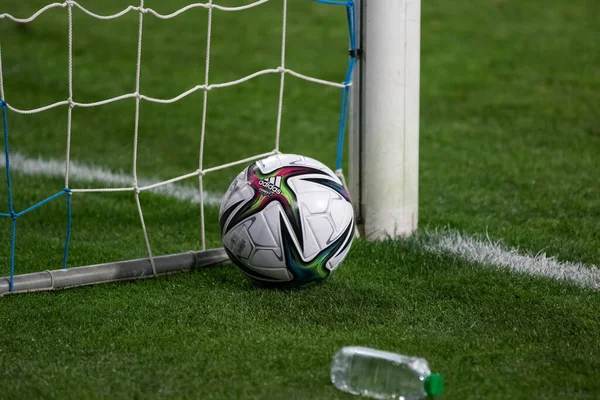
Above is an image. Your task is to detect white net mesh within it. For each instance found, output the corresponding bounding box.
[0,0,352,279]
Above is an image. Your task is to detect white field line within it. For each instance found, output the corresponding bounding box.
[1,153,598,290]
[425,231,599,290]
[0,152,223,206]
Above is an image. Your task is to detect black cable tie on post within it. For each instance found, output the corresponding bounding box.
[349,48,362,58]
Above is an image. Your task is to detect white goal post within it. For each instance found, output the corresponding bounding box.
[0,0,421,294]
[350,0,420,239]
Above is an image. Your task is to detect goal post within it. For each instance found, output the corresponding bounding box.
[349,0,421,239]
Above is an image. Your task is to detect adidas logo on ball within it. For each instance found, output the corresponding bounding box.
[258,177,282,195]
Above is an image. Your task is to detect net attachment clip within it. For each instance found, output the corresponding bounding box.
[349,48,362,58]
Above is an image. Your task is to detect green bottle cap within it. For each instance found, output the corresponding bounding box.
[424,373,444,397]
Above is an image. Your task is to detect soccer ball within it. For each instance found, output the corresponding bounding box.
[219,154,355,288]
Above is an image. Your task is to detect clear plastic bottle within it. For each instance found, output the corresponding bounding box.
[330,346,444,400]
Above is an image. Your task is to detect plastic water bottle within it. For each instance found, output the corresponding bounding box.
[330,346,444,399]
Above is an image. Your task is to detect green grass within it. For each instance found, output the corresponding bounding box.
[418,0,600,265]
[2,241,599,399]
[1,0,599,399]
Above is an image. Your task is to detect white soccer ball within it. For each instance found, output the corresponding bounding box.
[219,154,355,288]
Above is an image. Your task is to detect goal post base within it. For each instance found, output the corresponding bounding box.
[0,248,230,296]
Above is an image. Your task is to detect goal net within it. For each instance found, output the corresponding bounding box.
[0,0,358,294]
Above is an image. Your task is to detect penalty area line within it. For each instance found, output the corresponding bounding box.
[0,152,223,206]
[424,231,599,291]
